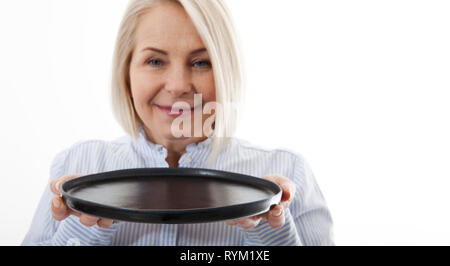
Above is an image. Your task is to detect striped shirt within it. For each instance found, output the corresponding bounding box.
[21,125,334,246]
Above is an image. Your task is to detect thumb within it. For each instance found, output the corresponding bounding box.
[50,174,85,195]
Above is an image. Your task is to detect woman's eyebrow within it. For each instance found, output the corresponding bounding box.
[140,47,207,55]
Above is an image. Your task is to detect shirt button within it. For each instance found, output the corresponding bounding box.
[184,156,192,163]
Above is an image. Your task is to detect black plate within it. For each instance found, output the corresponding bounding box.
[61,168,282,224]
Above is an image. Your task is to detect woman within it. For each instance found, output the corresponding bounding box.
[22,0,334,246]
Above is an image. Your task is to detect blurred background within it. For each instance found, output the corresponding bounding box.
[0,0,449,245]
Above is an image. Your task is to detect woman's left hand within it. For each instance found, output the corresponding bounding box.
[226,175,296,230]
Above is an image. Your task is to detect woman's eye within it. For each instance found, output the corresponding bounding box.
[193,60,211,68]
[147,59,163,67]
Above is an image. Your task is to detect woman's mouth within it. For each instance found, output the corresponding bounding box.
[156,104,196,117]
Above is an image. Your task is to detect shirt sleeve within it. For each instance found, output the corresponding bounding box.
[241,153,335,246]
[21,147,120,246]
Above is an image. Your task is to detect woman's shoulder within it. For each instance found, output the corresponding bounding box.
[228,137,311,178]
[229,138,316,188]
[60,135,133,156]
[49,135,136,177]
[230,137,306,162]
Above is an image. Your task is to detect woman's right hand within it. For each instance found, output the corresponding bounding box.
[50,174,114,229]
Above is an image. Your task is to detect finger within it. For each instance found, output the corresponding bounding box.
[280,181,296,204]
[226,220,238,226]
[68,209,81,218]
[267,204,285,229]
[262,175,296,203]
[235,216,262,230]
[258,213,269,222]
[51,196,82,221]
[79,214,99,227]
[97,219,114,229]
[51,196,71,221]
[50,174,85,195]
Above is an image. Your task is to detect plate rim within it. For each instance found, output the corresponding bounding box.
[61,167,282,224]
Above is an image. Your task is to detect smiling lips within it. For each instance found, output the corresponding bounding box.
[156,104,195,117]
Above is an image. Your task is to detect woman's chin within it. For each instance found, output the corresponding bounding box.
[159,128,193,140]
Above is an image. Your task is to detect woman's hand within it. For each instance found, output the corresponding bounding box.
[226,175,296,230]
[50,174,114,229]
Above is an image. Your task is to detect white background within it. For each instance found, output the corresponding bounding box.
[0,0,449,245]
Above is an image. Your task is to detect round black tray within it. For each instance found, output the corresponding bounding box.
[61,168,282,224]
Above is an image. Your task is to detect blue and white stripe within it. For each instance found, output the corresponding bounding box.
[21,125,334,246]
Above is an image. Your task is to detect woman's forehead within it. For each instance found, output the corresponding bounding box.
[135,5,204,52]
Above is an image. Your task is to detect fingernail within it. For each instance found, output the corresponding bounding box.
[56,181,61,192]
[272,209,282,217]
[52,198,61,208]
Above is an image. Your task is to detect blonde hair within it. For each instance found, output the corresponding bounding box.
[111,0,246,167]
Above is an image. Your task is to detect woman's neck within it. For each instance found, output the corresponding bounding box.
[143,126,207,168]
[166,152,181,168]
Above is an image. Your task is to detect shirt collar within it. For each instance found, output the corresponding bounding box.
[134,124,216,165]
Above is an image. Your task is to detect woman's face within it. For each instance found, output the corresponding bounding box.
[129,2,216,144]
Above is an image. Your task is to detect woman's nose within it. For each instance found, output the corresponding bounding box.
[164,65,192,96]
